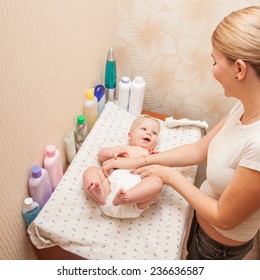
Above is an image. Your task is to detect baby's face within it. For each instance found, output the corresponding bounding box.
[128,118,160,150]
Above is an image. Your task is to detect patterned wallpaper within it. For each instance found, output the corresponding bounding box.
[115,0,260,128]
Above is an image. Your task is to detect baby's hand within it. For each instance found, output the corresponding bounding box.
[149,149,159,154]
[113,150,129,159]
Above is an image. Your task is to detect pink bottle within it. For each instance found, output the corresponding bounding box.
[28,165,52,208]
[43,145,63,190]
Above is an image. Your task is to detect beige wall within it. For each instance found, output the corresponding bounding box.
[115,0,260,129]
[0,0,117,259]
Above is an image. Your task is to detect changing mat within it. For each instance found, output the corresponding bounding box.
[28,102,203,260]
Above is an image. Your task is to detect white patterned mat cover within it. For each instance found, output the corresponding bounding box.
[28,102,203,260]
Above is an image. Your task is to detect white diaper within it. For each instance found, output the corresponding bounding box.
[100,169,146,218]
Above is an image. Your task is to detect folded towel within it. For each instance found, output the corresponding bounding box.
[165,117,208,131]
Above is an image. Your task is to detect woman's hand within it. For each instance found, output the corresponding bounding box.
[132,165,174,185]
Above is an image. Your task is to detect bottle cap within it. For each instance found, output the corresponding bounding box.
[105,48,116,90]
[107,48,114,61]
[94,85,105,101]
[31,165,42,178]
[86,88,94,100]
[24,197,33,205]
[77,115,85,125]
[121,76,130,83]
[134,76,144,83]
[46,145,56,157]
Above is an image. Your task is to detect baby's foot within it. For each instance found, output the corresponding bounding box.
[113,188,128,206]
[87,182,106,205]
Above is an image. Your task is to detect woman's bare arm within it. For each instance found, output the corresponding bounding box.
[102,116,228,176]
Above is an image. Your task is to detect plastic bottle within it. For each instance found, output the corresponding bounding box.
[43,145,63,190]
[83,88,98,132]
[117,76,131,111]
[128,76,146,116]
[22,197,41,228]
[28,165,52,208]
[74,115,88,152]
[64,131,76,163]
[105,48,117,102]
[94,84,106,116]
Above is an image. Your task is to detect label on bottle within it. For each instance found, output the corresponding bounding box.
[75,124,87,152]
[23,206,41,228]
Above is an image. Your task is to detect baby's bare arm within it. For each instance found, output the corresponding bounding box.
[98,145,129,163]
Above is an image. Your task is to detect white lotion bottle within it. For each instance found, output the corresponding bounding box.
[43,145,63,190]
[117,76,131,111]
[128,76,146,116]
[64,132,76,163]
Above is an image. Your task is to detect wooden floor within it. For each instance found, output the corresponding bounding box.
[244,234,260,260]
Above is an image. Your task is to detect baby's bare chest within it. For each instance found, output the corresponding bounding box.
[126,146,149,157]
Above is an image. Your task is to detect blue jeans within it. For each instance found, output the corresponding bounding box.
[186,212,253,260]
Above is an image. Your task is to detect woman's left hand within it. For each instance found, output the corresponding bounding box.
[132,165,173,185]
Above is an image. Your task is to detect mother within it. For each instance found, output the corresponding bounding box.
[103,6,260,260]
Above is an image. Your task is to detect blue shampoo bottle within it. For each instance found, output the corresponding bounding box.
[94,84,106,116]
[22,197,41,228]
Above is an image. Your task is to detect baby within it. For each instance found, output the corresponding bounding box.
[83,115,163,218]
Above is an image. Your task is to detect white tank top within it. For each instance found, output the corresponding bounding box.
[201,101,260,241]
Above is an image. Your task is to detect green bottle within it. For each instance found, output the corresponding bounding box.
[105,48,116,101]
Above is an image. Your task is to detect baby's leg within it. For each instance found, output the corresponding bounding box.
[83,166,110,205]
[112,176,163,208]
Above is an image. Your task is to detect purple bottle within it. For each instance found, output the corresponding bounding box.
[28,165,52,208]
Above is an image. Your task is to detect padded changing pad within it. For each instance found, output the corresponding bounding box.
[28,102,203,260]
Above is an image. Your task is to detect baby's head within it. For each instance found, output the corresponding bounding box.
[128,115,161,150]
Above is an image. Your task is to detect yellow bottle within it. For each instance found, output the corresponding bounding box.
[83,88,98,133]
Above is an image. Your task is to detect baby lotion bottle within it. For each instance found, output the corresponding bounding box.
[128,76,146,116]
[28,165,52,208]
[43,145,63,190]
[22,197,41,228]
[117,76,131,111]
[83,88,98,132]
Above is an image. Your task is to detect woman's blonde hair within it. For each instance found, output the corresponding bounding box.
[212,6,260,76]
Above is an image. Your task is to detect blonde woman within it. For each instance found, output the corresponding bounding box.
[102,6,260,259]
